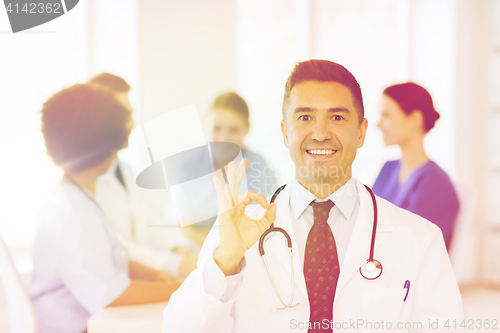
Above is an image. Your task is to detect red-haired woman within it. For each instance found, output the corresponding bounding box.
[373,82,459,249]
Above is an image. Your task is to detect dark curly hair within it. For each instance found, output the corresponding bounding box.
[87,72,131,93]
[41,84,131,172]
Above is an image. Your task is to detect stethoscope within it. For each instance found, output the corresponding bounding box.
[258,183,383,311]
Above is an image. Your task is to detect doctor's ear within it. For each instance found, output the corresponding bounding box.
[357,118,368,148]
[281,120,289,148]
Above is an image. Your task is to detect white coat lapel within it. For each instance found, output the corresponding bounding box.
[335,180,396,292]
[262,184,308,302]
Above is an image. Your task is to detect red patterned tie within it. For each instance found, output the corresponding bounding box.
[304,200,339,332]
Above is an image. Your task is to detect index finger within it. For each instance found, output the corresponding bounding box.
[237,190,270,211]
[213,169,231,212]
[232,158,249,205]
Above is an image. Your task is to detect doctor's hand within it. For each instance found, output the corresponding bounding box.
[213,159,277,276]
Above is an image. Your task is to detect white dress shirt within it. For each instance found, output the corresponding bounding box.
[203,177,359,300]
[289,177,359,268]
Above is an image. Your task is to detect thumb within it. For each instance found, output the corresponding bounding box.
[261,202,277,228]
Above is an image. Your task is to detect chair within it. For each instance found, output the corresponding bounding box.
[448,182,477,271]
[0,232,37,333]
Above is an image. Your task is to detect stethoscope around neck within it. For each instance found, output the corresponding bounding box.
[257,183,383,311]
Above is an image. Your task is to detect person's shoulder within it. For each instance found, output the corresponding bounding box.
[381,159,399,171]
[373,160,399,190]
[423,161,453,181]
[376,160,400,179]
[37,184,75,227]
[58,184,106,228]
[41,184,74,210]
[417,161,457,194]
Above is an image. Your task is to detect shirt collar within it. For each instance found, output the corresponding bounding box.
[289,177,358,220]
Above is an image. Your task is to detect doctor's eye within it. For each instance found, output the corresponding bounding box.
[298,115,311,121]
[333,115,345,121]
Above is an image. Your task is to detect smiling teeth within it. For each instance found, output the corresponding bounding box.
[308,150,335,155]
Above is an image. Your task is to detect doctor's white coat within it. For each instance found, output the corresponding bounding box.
[163,179,464,332]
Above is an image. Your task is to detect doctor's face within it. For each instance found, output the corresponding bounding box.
[281,81,367,188]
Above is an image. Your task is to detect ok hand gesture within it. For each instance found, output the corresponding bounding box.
[213,159,277,276]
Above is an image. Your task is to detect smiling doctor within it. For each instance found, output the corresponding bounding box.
[163,60,464,333]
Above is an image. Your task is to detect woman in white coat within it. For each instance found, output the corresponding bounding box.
[30,84,183,333]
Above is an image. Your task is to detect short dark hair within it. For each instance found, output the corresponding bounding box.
[211,92,249,124]
[41,84,131,172]
[383,82,440,133]
[88,73,131,93]
[282,59,364,124]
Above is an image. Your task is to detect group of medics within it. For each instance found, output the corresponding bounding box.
[28,73,276,333]
[28,59,462,333]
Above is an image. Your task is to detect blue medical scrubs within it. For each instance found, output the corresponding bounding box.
[373,160,460,249]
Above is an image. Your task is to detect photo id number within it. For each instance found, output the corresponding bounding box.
[6,2,62,14]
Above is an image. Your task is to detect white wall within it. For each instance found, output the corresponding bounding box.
[86,0,139,113]
[408,0,457,177]
[137,0,238,123]
[477,0,500,286]
[236,0,301,184]
[0,1,88,246]
[453,0,481,285]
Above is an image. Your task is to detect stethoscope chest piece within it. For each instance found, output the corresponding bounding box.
[359,259,382,280]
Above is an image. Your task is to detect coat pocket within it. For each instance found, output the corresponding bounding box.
[360,287,407,323]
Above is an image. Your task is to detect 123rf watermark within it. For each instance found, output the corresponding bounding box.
[290,318,499,330]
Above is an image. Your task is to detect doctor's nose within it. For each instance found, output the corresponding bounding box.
[310,120,332,142]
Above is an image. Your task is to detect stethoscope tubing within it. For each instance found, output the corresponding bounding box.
[363,185,378,262]
[258,185,288,256]
[258,182,382,305]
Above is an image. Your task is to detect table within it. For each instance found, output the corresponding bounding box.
[87,301,168,333]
